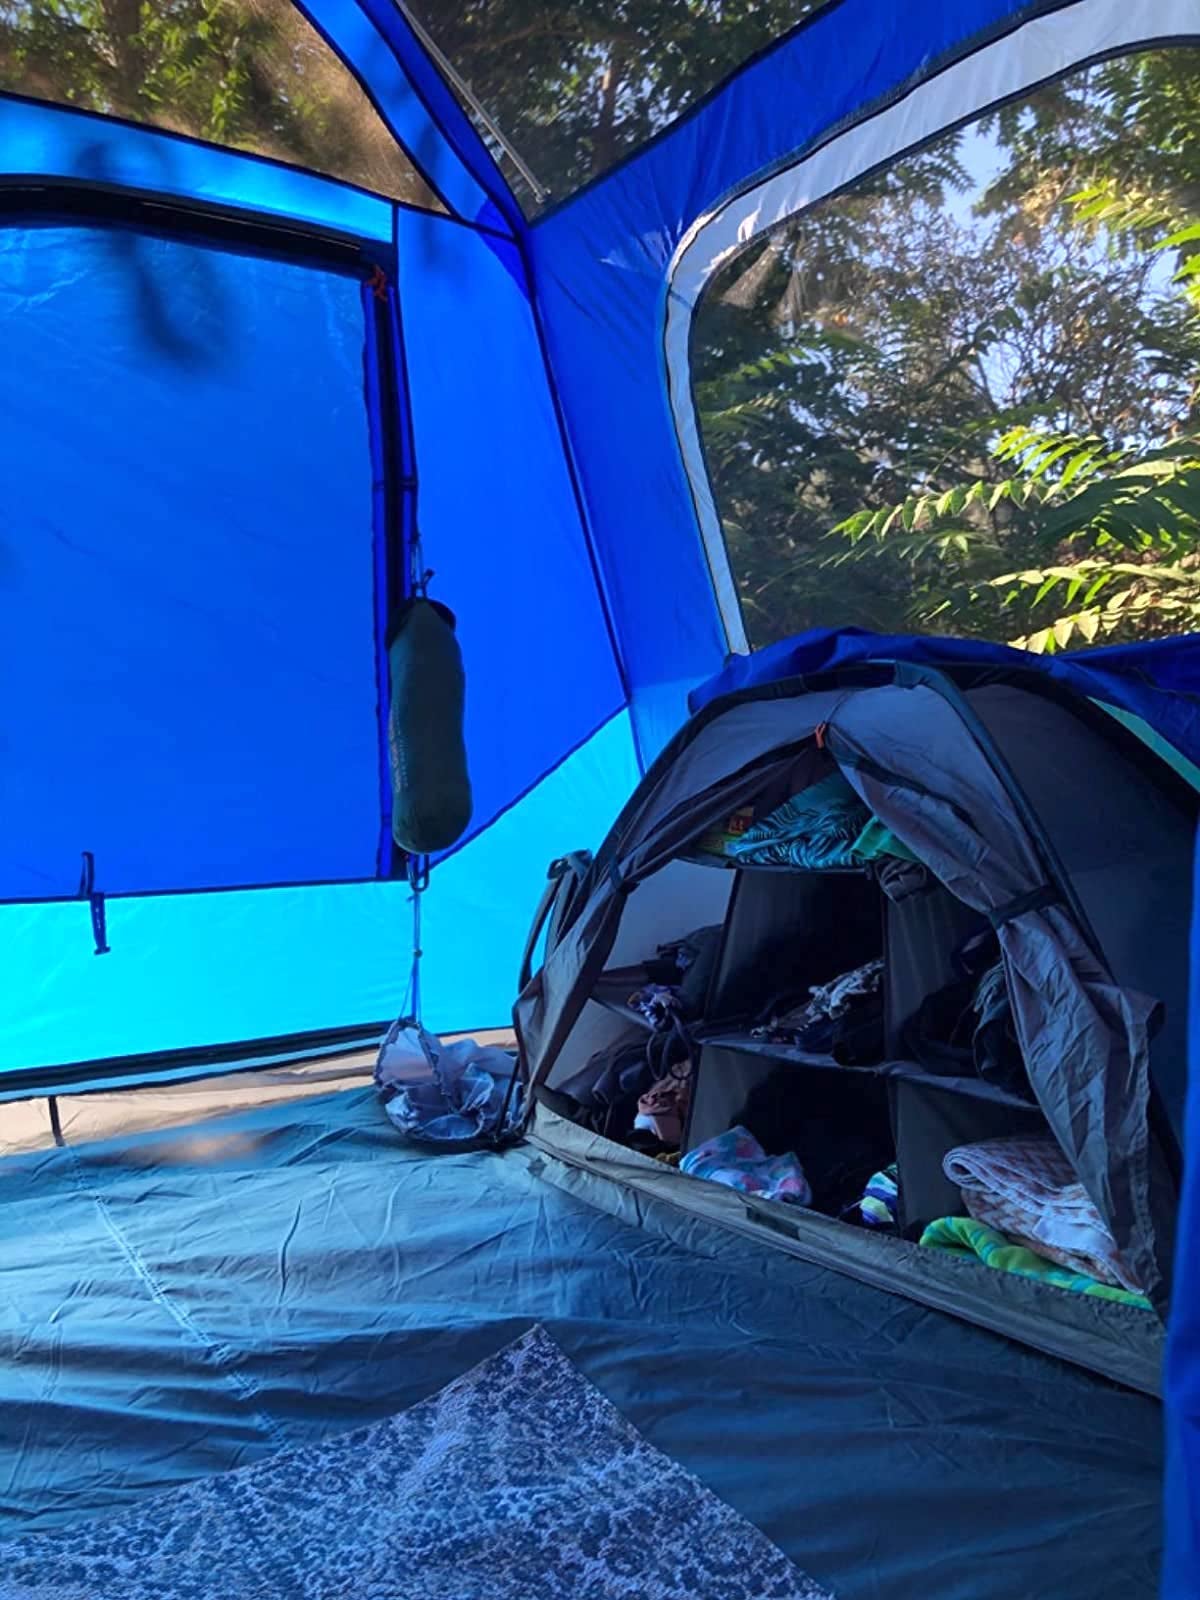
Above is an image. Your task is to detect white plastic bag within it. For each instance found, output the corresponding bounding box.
[375,1018,522,1146]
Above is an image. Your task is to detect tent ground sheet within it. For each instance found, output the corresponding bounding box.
[0,1083,1162,1598]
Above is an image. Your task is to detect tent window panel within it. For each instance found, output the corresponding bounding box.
[692,44,1200,654]
[398,0,835,213]
[0,223,381,900]
[0,0,443,209]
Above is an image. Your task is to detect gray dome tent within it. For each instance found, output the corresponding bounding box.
[518,658,1194,1394]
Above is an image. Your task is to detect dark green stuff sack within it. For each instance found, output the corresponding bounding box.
[387,598,473,855]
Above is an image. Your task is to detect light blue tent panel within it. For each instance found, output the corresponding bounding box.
[0,712,638,1076]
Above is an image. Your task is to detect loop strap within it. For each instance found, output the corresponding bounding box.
[987,884,1061,928]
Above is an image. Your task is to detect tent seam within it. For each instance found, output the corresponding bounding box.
[60,1144,290,1451]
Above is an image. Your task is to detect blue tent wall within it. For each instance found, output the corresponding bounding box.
[528,0,1194,760]
[1,222,383,901]
[2,0,1195,1085]
[0,712,639,1080]
[392,208,625,849]
[1164,822,1200,1596]
[0,74,627,1072]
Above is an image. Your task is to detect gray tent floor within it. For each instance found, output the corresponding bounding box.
[0,1084,1161,1599]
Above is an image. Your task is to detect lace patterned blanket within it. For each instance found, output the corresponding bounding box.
[0,1325,832,1600]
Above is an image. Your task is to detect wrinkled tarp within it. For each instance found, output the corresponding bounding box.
[0,1085,1161,1599]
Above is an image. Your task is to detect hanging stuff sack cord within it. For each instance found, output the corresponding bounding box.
[406,850,430,1027]
[376,544,523,1146]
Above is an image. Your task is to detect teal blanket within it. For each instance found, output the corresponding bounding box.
[728,773,916,869]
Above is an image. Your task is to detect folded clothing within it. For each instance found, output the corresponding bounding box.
[920,1216,1152,1309]
[902,932,1031,1101]
[634,1056,693,1146]
[628,982,682,1030]
[943,1135,1141,1294]
[850,816,919,864]
[875,855,932,903]
[681,1125,811,1206]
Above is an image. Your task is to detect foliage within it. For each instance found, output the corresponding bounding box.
[693,46,1200,652]
[405,0,825,203]
[0,0,432,201]
[834,424,1200,651]
[824,177,1200,653]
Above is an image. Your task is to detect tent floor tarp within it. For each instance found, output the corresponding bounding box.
[0,1076,1163,1598]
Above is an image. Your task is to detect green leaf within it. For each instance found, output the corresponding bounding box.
[1029,441,1079,481]
[1052,617,1078,650]
[1155,223,1200,251]
[1083,572,1112,606]
[880,504,905,538]
[988,480,1013,510]
[1074,609,1101,644]
[1057,447,1101,492]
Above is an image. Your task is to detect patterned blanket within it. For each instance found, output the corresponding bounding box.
[0,1326,832,1600]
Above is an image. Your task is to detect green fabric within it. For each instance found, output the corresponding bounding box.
[850,817,919,863]
[920,1216,1153,1310]
[387,599,473,855]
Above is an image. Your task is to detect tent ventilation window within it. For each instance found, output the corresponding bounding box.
[0,1,445,209]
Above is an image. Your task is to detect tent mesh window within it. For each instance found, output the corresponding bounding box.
[690,44,1200,653]
[398,0,833,212]
[0,0,444,209]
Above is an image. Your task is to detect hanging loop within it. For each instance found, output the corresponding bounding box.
[409,528,434,600]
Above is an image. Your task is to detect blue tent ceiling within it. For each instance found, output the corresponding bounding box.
[0,0,442,208]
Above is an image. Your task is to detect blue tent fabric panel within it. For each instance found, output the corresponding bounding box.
[0,224,380,899]
[421,709,639,1022]
[0,94,395,248]
[394,209,626,852]
[0,712,639,1074]
[527,0,1124,760]
[690,627,1200,772]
